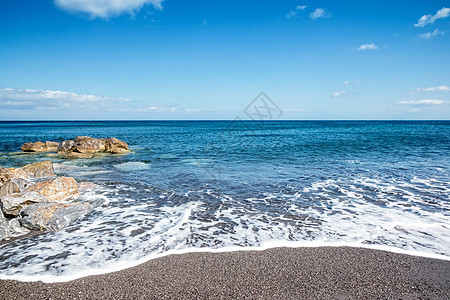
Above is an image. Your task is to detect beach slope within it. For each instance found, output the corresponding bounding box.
[0,246,449,299]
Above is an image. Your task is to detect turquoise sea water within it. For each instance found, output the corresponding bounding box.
[0,121,449,282]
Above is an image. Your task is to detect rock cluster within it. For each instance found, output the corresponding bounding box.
[0,161,92,240]
[20,136,130,159]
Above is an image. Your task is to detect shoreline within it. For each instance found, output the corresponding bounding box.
[1,246,449,299]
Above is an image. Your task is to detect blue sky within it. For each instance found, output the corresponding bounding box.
[0,0,449,120]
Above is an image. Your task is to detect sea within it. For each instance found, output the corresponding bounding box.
[0,120,449,282]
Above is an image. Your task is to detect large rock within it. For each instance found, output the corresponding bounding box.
[0,168,13,187]
[103,137,130,154]
[21,141,58,152]
[0,178,29,197]
[26,176,79,201]
[20,202,91,232]
[21,161,55,178]
[0,192,49,216]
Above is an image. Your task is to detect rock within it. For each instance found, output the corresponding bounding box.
[0,192,49,216]
[75,137,105,153]
[21,161,55,178]
[111,148,131,154]
[0,178,29,197]
[57,140,75,153]
[21,141,46,152]
[103,137,130,154]
[62,152,95,159]
[7,168,29,180]
[0,210,8,240]
[26,176,79,201]
[20,202,91,232]
[0,168,13,187]
[7,218,29,237]
[21,141,58,152]
[45,141,59,151]
[73,136,92,143]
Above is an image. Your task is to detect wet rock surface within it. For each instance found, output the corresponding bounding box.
[20,202,91,232]
[26,177,79,202]
[1,192,49,217]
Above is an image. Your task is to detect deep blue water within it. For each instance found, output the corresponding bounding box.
[0,121,449,282]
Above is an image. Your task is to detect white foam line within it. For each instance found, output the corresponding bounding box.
[1,241,448,283]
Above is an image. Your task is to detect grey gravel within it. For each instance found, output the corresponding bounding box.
[0,246,449,299]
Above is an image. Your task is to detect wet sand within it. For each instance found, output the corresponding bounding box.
[0,246,449,299]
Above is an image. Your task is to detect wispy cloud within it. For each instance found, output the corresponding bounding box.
[358,43,378,51]
[0,87,130,111]
[55,0,164,18]
[332,91,347,97]
[419,29,445,40]
[414,7,450,27]
[309,8,331,20]
[286,5,307,19]
[415,85,450,92]
[399,99,447,105]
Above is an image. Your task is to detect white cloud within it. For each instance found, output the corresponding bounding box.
[414,7,450,27]
[309,8,331,20]
[0,87,130,111]
[344,81,349,85]
[415,85,450,92]
[55,0,164,18]
[286,5,307,19]
[358,43,378,51]
[419,29,445,39]
[399,99,447,105]
[332,91,347,97]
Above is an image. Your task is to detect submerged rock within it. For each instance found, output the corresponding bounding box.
[26,176,79,201]
[62,152,95,159]
[20,202,91,232]
[21,161,55,178]
[0,192,49,216]
[0,178,30,197]
[21,141,58,152]
[78,181,100,191]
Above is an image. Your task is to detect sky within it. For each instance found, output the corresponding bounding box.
[0,0,449,120]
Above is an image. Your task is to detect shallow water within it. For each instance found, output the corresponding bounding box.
[0,121,449,282]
